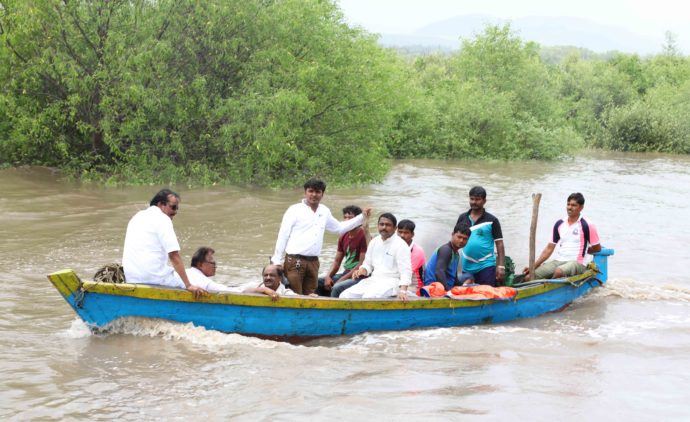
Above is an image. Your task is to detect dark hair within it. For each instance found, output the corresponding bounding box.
[453,222,471,236]
[378,212,397,227]
[191,246,215,268]
[262,264,285,278]
[469,186,486,199]
[397,219,416,232]
[304,178,326,192]
[150,188,180,207]
[342,205,362,216]
[567,192,585,205]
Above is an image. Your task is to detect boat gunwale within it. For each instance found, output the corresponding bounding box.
[47,268,600,311]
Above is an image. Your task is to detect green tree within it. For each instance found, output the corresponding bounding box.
[398,24,582,160]
[0,0,407,186]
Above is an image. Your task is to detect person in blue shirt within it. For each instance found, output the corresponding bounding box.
[456,186,506,286]
[424,223,471,291]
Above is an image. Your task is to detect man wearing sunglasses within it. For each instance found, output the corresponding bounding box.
[122,188,207,298]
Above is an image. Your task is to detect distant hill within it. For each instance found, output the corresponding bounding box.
[378,14,664,55]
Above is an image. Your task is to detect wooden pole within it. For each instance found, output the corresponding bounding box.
[529,193,542,278]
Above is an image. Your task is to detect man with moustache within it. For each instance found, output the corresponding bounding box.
[122,188,207,298]
[340,213,412,301]
[523,192,601,280]
[271,179,371,295]
[244,264,297,301]
[456,186,506,287]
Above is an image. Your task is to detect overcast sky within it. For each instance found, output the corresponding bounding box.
[337,0,690,51]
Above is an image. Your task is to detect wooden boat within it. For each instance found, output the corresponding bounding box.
[47,248,614,341]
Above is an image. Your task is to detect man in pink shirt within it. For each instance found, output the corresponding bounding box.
[524,192,601,280]
[396,219,426,293]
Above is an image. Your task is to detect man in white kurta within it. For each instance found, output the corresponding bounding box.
[340,213,412,301]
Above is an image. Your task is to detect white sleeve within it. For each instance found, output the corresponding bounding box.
[271,207,295,264]
[396,240,412,287]
[325,212,364,235]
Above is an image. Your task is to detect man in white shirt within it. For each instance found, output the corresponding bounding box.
[243,264,297,301]
[187,247,240,293]
[271,179,371,295]
[523,192,602,280]
[340,213,412,301]
[122,189,207,298]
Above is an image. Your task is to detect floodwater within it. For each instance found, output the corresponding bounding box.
[1,150,689,420]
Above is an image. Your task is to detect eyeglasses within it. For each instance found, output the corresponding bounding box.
[167,203,179,211]
[204,261,217,267]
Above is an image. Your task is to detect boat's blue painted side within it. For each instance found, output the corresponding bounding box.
[49,249,614,339]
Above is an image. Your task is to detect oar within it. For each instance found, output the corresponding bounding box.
[529,193,542,279]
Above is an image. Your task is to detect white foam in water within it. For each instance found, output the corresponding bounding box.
[596,278,690,302]
[76,317,300,350]
[56,318,93,339]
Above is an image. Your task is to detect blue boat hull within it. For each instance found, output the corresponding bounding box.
[48,249,614,340]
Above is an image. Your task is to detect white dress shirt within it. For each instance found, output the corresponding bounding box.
[271,200,364,264]
[123,206,179,285]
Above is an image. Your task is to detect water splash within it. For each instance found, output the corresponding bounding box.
[85,317,298,350]
[596,278,690,301]
[56,318,93,339]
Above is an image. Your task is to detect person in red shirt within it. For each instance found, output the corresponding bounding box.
[317,205,371,296]
[396,219,426,294]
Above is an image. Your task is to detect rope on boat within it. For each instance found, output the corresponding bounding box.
[73,268,137,308]
[512,262,602,289]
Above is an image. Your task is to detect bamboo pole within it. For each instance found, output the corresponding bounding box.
[529,193,542,278]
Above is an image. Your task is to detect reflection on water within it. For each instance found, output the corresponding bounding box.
[1,150,690,419]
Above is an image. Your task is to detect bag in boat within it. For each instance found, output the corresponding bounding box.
[93,263,126,283]
[447,285,517,300]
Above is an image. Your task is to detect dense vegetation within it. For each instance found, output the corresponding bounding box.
[1,0,689,186]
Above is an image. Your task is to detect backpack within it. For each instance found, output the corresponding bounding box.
[93,263,126,283]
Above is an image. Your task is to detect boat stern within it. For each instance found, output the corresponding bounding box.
[593,248,615,282]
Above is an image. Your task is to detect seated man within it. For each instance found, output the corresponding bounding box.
[340,213,412,301]
[424,223,471,292]
[122,188,206,298]
[317,205,370,297]
[244,264,297,301]
[523,192,601,280]
[186,247,241,293]
[396,219,426,293]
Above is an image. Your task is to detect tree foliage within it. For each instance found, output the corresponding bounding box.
[2,3,690,186]
[390,24,582,160]
[0,0,403,185]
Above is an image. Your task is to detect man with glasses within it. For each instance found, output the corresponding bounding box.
[186,247,239,293]
[122,188,207,298]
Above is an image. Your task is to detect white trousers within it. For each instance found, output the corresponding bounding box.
[340,276,399,299]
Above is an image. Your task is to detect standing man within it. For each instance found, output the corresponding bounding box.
[340,213,412,301]
[318,205,370,297]
[456,186,506,286]
[523,193,601,280]
[424,223,471,291]
[396,219,426,294]
[271,179,371,295]
[122,189,207,298]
